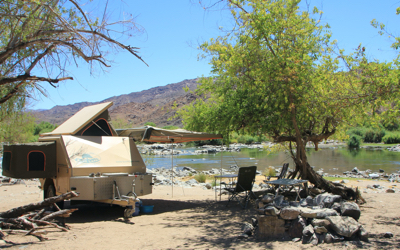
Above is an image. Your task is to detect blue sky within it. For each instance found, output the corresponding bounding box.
[30,0,400,110]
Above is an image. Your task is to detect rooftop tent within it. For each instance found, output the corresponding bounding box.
[41,102,116,137]
[116,126,223,143]
[2,142,56,179]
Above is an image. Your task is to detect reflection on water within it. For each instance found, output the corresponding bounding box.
[144,147,400,174]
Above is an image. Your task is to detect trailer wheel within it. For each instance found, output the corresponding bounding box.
[124,208,133,219]
[45,184,64,210]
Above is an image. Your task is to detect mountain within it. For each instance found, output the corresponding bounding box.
[31,78,201,127]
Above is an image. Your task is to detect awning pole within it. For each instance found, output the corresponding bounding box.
[171,139,174,198]
[220,140,223,201]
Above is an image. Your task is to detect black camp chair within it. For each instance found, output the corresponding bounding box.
[264,163,289,182]
[222,166,257,209]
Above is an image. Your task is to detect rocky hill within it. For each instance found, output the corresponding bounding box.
[32,78,201,127]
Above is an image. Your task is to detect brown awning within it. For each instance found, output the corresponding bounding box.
[116,126,223,143]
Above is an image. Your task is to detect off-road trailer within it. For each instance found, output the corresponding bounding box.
[2,102,152,217]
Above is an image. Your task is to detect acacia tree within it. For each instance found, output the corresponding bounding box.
[0,0,147,120]
[179,0,400,199]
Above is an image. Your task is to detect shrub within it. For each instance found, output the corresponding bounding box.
[347,134,362,148]
[263,166,276,177]
[364,128,385,143]
[194,173,207,183]
[382,132,400,144]
[211,178,219,187]
[346,127,366,138]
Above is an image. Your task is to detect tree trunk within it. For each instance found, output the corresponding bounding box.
[291,157,359,201]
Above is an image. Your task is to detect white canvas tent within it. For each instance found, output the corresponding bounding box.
[116,126,223,196]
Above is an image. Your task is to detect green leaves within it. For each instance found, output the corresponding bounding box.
[179,0,400,154]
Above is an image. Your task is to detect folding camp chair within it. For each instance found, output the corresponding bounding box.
[222,166,257,209]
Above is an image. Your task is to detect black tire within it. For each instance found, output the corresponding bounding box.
[45,184,64,210]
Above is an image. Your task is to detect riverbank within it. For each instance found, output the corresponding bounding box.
[0,178,399,249]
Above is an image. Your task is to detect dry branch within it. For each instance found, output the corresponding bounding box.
[0,191,78,218]
[41,208,78,221]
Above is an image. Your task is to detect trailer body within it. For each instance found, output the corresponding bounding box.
[2,102,152,210]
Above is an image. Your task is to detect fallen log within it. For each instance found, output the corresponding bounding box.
[41,208,79,221]
[0,191,78,218]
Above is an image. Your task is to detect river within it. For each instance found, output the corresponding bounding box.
[143,147,400,175]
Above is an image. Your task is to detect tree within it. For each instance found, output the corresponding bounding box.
[0,111,36,143]
[0,0,147,120]
[180,0,400,199]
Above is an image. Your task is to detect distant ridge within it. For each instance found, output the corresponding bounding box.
[31,78,200,127]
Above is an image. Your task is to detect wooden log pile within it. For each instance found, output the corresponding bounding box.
[0,191,79,242]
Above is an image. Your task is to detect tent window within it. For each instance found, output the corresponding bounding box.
[28,151,46,171]
[2,151,11,171]
[81,118,113,136]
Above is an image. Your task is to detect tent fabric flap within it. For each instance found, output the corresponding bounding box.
[116,126,223,143]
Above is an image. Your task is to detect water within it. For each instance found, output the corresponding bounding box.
[143,147,400,175]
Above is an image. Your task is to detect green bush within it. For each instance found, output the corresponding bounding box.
[194,173,207,183]
[347,134,362,148]
[263,166,276,177]
[346,127,366,138]
[364,128,385,143]
[382,132,400,144]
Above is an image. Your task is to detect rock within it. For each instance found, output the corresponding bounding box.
[264,206,280,216]
[358,225,369,242]
[280,207,300,220]
[324,232,344,243]
[237,233,249,239]
[341,179,349,184]
[261,194,274,204]
[257,215,286,239]
[379,169,385,173]
[288,216,307,238]
[273,195,284,206]
[302,224,314,236]
[340,202,361,220]
[292,237,301,242]
[316,233,326,244]
[373,184,381,188]
[302,225,316,244]
[257,208,265,215]
[351,167,359,174]
[330,202,341,213]
[242,222,254,236]
[311,219,331,228]
[314,226,328,234]
[300,196,314,207]
[327,216,360,238]
[314,193,342,208]
[185,179,199,185]
[324,232,333,244]
[257,201,265,209]
[298,207,338,219]
[251,217,258,227]
[383,232,394,238]
[369,174,379,179]
[386,188,395,193]
[205,183,212,189]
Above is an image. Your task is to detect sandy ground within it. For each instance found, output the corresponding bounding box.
[1,177,400,250]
